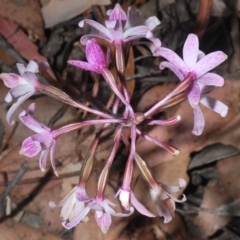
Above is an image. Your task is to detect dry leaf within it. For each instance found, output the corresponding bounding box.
[41,0,111,28]
[0,0,44,37]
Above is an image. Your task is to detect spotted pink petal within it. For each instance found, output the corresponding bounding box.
[200,96,228,117]
[68,60,100,73]
[192,105,205,136]
[183,34,199,71]
[188,82,200,107]
[160,61,184,81]
[196,73,224,87]
[195,51,228,78]
[158,47,188,76]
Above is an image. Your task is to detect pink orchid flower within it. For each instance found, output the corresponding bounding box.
[68,38,109,74]
[79,4,161,50]
[150,179,186,223]
[0,61,41,125]
[19,103,58,175]
[62,194,134,234]
[158,34,228,135]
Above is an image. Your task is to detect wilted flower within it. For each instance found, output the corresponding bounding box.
[19,103,57,175]
[0,60,41,125]
[150,179,186,223]
[49,186,90,223]
[159,34,228,135]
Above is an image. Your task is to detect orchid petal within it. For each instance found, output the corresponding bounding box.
[6,91,34,125]
[130,192,155,217]
[183,34,199,70]
[16,63,26,75]
[160,61,184,81]
[144,16,160,30]
[188,82,200,107]
[49,187,77,208]
[123,25,149,39]
[95,212,111,234]
[200,96,228,117]
[158,47,188,76]
[39,149,49,172]
[195,51,227,78]
[125,7,141,29]
[196,73,224,87]
[9,84,34,99]
[76,186,91,202]
[108,4,126,21]
[60,192,77,221]
[26,60,39,73]
[68,60,100,73]
[63,206,91,229]
[79,20,112,40]
[105,20,117,29]
[5,92,13,102]
[80,33,112,45]
[155,200,173,223]
[19,111,46,133]
[192,105,205,136]
[50,140,58,176]
[104,204,134,217]
[20,136,42,157]
[22,72,39,86]
[197,50,205,60]
[0,73,20,88]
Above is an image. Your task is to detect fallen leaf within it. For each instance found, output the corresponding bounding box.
[0,0,44,37]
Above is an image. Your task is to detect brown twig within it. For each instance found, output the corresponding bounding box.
[193,0,213,38]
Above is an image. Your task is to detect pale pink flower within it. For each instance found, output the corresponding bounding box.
[0,61,40,125]
[158,34,228,135]
[19,103,57,175]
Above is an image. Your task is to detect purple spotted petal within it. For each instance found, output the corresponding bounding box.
[196,73,224,87]
[130,192,155,217]
[195,51,228,78]
[68,60,99,73]
[200,96,228,117]
[158,47,188,76]
[160,61,184,81]
[86,39,107,68]
[192,105,205,136]
[183,34,199,70]
[188,82,201,107]
[0,73,20,88]
[20,136,42,157]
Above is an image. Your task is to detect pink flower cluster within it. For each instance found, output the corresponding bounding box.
[0,3,228,234]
